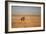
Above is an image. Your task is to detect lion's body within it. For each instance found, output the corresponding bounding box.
[21,17,25,22]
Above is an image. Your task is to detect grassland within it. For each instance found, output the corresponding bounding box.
[11,15,41,28]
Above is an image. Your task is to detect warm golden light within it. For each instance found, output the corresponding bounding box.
[12,15,41,28]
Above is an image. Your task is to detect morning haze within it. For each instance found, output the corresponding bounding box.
[12,6,41,15]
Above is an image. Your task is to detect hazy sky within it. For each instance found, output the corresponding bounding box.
[12,6,41,15]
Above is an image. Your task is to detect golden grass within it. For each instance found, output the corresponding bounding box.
[11,15,41,28]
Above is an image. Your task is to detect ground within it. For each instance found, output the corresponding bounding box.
[11,15,41,28]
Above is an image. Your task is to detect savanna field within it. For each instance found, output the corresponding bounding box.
[12,15,41,28]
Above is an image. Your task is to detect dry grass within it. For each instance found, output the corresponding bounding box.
[11,15,41,28]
